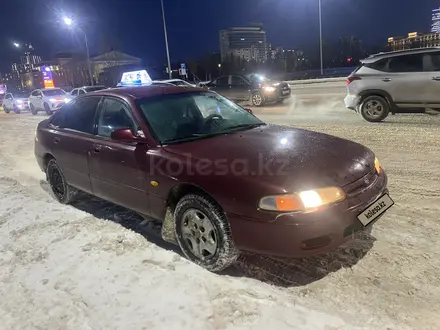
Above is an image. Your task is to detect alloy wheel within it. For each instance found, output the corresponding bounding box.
[364,100,384,119]
[180,209,218,259]
[252,94,263,106]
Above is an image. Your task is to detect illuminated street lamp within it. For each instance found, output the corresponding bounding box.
[160,0,172,79]
[63,16,94,86]
[13,42,20,48]
[319,0,323,75]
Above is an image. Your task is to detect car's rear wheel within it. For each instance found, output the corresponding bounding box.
[251,93,264,107]
[46,159,78,204]
[44,103,53,115]
[3,104,10,113]
[359,96,390,122]
[30,103,38,115]
[174,194,239,272]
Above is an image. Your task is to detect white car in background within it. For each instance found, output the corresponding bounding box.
[152,79,196,87]
[70,85,107,99]
[3,91,31,114]
[28,88,69,115]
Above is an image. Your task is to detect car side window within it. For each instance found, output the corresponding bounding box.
[388,54,423,73]
[5,94,12,100]
[231,75,248,85]
[214,76,229,86]
[97,98,136,137]
[63,97,101,134]
[31,91,38,97]
[79,89,86,95]
[71,89,78,96]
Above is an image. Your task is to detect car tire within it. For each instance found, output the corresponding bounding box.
[3,105,10,113]
[46,159,78,204]
[44,103,53,115]
[30,103,38,115]
[174,194,239,272]
[359,96,390,122]
[251,92,264,107]
[13,107,21,114]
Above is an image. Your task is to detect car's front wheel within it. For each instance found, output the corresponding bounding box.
[46,159,78,204]
[251,92,264,107]
[30,103,38,115]
[44,103,53,115]
[174,194,239,272]
[359,96,390,122]
[3,104,10,113]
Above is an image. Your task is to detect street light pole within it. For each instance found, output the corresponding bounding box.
[82,30,94,86]
[160,0,172,79]
[319,0,324,75]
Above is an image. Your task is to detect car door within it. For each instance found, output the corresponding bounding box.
[230,75,251,101]
[49,96,101,194]
[88,96,150,215]
[421,51,440,106]
[207,76,231,98]
[385,53,427,105]
[78,89,86,96]
[29,90,41,109]
[70,89,78,98]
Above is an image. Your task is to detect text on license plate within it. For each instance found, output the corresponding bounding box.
[357,193,394,226]
[282,90,290,95]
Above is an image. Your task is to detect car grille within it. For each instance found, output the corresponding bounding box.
[343,168,378,198]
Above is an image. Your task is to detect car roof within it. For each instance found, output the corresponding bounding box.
[90,85,207,99]
[362,47,440,63]
[38,88,63,91]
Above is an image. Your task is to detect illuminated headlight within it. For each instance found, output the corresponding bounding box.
[374,157,381,174]
[263,86,276,92]
[64,98,71,103]
[49,98,57,103]
[16,99,23,103]
[17,104,23,109]
[259,187,346,212]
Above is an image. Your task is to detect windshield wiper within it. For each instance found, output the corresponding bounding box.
[162,133,209,144]
[220,123,265,132]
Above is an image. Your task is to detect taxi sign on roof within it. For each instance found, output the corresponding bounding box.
[119,70,152,86]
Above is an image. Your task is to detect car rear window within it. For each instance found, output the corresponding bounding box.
[363,58,389,72]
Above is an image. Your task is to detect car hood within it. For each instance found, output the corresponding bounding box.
[163,124,375,192]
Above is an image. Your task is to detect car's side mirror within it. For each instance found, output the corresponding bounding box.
[244,108,253,114]
[110,128,146,143]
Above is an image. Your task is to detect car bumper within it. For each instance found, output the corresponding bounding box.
[228,171,389,257]
[344,94,360,110]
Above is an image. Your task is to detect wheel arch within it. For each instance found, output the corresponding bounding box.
[358,90,393,106]
[43,153,55,171]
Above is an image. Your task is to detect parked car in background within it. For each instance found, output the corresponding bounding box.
[34,85,392,272]
[29,88,69,115]
[345,47,440,122]
[204,73,291,106]
[3,91,30,114]
[70,85,107,99]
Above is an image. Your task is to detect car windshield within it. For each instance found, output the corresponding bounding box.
[137,92,265,144]
[84,86,106,92]
[247,73,270,83]
[42,89,65,96]
[14,92,30,98]
[172,80,191,86]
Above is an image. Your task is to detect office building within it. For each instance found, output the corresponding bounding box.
[219,25,268,63]
[388,32,440,51]
[432,7,440,33]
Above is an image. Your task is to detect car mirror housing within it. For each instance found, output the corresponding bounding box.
[110,128,146,143]
[244,108,253,114]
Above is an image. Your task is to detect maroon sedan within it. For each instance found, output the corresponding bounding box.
[34,86,393,272]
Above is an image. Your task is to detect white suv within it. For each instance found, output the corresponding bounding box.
[29,88,69,115]
[345,48,440,122]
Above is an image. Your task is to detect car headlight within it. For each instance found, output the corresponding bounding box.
[49,98,57,103]
[374,157,381,174]
[16,99,23,103]
[64,98,71,103]
[259,187,346,212]
[263,86,276,92]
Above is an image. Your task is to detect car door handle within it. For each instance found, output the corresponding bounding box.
[53,137,60,144]
[382,78,392,82]
[93,145,103,153]
[432,77,440,81]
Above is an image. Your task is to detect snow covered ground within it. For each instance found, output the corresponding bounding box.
[1,102,440,330]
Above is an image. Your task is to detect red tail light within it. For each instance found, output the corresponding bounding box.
[347,76,361,85]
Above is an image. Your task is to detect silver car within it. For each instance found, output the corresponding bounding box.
[345,47,440,122]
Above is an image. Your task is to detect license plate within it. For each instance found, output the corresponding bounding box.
[282,90,290,95]
[357,193,394,226]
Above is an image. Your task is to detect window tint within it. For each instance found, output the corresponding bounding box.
[231,76,248,85]
[214,76,229,86]
[388,54,423,72]
[429,52,440,71]
[365,59,388,72]
[63,97,101,134]
[97,98,136,137]
[71,89,78,96]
